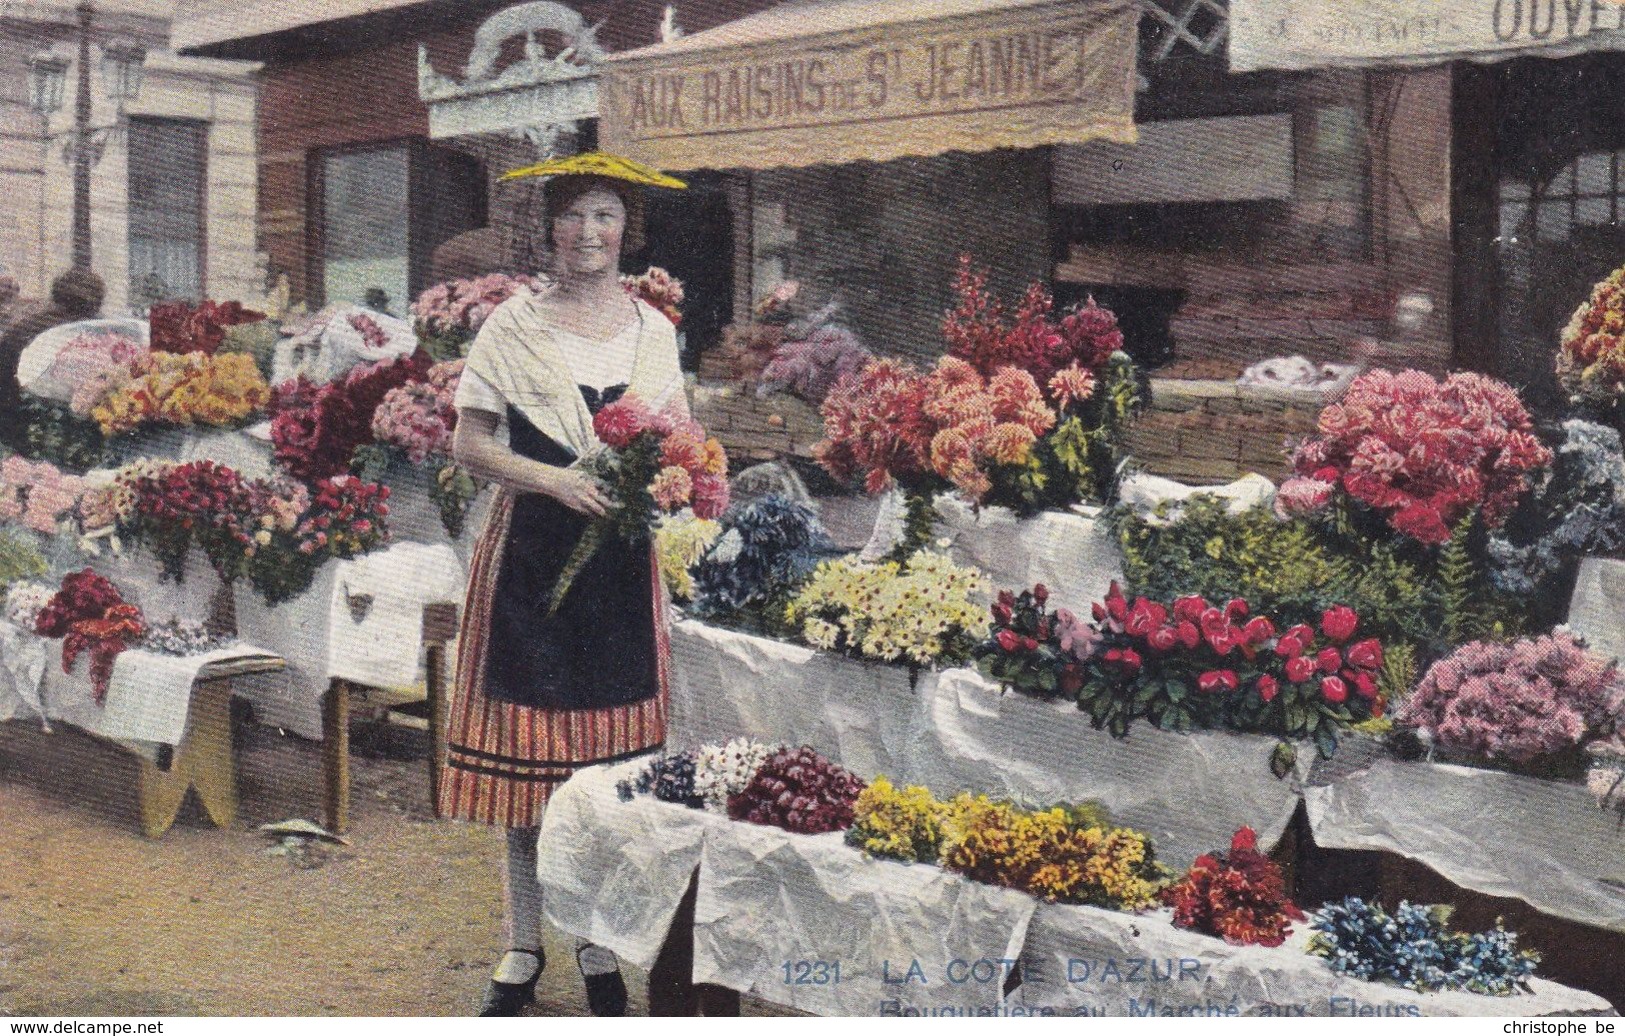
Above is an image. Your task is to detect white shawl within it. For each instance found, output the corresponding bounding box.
[463,288,687,462]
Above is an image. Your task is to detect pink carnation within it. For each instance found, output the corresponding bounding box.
[593,397,655,449]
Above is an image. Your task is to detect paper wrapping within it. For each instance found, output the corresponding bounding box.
[0,619,48,723]
[920,669,1306,869]
[1305,756,1625,934]
[693,816,1037,1016]
[40,639,279,747]
[933,496,1121,610]
[536,760,716,970]
[1567,557,1625,664]
[1016,905,1614,1017]
[670,620,1305,869]
[89,548,222,627]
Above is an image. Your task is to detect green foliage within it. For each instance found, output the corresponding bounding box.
[885,491,941,564]
[351,443,480,540]
[0,528,47,592]
[1108,496,1526,667]
[15,399,107,472]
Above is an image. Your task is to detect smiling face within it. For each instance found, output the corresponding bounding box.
[551,185,626,277]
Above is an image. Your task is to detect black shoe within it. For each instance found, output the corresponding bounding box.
[578,947,628,1017]
[477,948,545,1017]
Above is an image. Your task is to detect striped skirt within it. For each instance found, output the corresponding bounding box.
[437,490,670,828]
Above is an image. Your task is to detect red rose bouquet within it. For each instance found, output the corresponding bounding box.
[35,569,146,704]
[545,396,729,616]
[1278,369,1551,545]
[1077,584,1386,754]
[727,745,866,835]
[149,299,266,356]
[1162,827,1305,947]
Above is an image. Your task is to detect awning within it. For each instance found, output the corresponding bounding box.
[1230,0,1625,72]
[600,0,1140,172]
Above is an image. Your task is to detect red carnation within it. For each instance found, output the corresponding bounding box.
[1321,676,1349,704]
[1320,606,1358,644]
[1346,638,1384,671]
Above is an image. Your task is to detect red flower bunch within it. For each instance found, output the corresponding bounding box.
[973,584,1100,699]
[727,744,867,834]
[944,255,1122,404]
[122,460,255,581]
[1077,585,1386,751]
[621,266,685,327]
[270,352,432,480]
[35,570,146,704]
[815,355,1055,504]
[1279,369,1552,545]
[149,299,266,356]
[1162,827,1305,947]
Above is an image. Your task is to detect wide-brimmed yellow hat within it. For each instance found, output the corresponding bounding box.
[499,151,686,189]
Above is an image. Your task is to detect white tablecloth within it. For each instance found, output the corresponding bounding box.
[539,764,1614,1018]
[933,496,1122,611]
[1568,556,1625,664]
[233,542,465,739]
[1305,754,1625,934]
[669,620,1305,868]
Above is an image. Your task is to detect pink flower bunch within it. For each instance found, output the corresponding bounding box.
[41,332,149,416]
[621,266,684,327]
[1279,369,1552,544]
[0,455,86,535]
[816,354,1056,503]
[759,323,873,405]
[944,255,1121,406]
[593,399,731,521]
[1400,632,1625,765]
[371,359,462,464]
[410,273,549,341]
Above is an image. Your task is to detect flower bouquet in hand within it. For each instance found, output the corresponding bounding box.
[35,569,146,704]
[546,396,729,616]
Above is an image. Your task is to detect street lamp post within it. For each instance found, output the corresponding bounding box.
[22,1,146,278]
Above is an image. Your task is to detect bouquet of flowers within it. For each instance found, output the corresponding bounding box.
[118,460,254,581]
[937,793,1165,910]
[270,352,431,480]
[235,475,391,605]
[1309,898,1539,996]
[31,332,148,416]
[689,495,837,632]
[1277,369,1551,545]
[1558,262,1625,410]
[727,745,866,835]
[1161,827,1304,946]
[91,352,271,437]
[1077,585,1387,754]
[1399,631,1624,775]
[355,358,479,537]
[615,751,704,808]
[410,273,551,359]
[1489,420,1625,598]
[34,569,146,704]
[0,455,86,536]
[622,267,684,327]
[784,550,989,669]
[973,583,1100,699]
[652,513,721,601]
[545,396,729,616]
[149,299,267,356]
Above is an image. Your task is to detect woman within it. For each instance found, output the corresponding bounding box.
[439,153,689,1017]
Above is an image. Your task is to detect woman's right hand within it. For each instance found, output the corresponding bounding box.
[547,469,614,518]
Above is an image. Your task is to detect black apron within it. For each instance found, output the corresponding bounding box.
[479,385,661,710]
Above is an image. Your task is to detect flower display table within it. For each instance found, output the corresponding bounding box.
[668,619,1305,868]
[539,763,1614,1018]
[932,495,1121,610]
[232,542,464,833]
[1,624,285,838]
[1304,748,1625,934]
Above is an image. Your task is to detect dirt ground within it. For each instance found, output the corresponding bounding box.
[0,716,785,1017]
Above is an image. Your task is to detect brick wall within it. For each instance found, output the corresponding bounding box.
[691,386,825,466]
[1125,379,1331,485]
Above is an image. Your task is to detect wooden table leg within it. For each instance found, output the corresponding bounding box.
[322,679,351,835]
[137,679,236,838]
[426,642,447,818]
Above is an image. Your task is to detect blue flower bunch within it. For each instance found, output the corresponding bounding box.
[615,750,703,809]
[1489,420,1625,596]
[1308,898,1539,996]
[690,495,838,631]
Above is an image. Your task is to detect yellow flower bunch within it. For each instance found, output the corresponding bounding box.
[653,514,721,601]
[785,550,989,667]
[92,352,270,436]
[846,777,946,863]
[937,792,1166,911]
